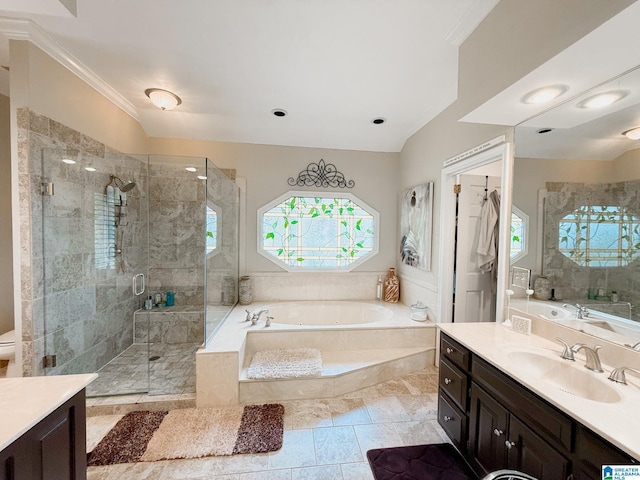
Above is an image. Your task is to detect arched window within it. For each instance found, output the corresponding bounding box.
[258,192,379,271]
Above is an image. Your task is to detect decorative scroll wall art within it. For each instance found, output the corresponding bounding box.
[400,182,434,271]
[288,159,355,188]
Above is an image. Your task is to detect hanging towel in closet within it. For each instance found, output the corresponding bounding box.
[477,189,500,275]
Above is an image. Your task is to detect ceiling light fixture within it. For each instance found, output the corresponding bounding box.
[623,127,640,140]
[578,90,628,109]
[521,85,568,105]
[145,88,182,111]
[372,117,386,125]
[272,109,287,117]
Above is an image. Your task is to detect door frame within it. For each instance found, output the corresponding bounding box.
[437,136,514,324]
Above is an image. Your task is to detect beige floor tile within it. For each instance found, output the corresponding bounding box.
[340,462,375,480]
[353,423,404,455]
[268,429,317,470]
[86,414,124,451]
[364,396,410,423]
[327,398,371,426]
[393,420,445,446]
[239,469,292,480]
[395,393,438,421]
[288,399,332,429]
[313,426,363,465]
[291,464,343,480]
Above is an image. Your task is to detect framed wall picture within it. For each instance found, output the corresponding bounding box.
[400,182,434,271]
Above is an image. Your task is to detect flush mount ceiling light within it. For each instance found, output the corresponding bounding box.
[272,109,288,117]
[371,117,386,125]
[578,90,629,109]
[623,127,640,140]
[145,88,182,111]
[521,85,568,105]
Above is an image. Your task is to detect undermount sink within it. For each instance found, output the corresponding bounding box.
[507,351,622,404]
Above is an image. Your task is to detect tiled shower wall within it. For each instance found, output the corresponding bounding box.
[17,108,148,376]
[543,180,640,322]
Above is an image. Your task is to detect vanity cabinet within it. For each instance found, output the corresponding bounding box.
[0,390,87,480]
[438,332,636,480]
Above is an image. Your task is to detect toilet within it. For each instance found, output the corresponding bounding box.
[0,329,17,377]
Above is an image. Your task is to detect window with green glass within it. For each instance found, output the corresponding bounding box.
[559,205,640,267]
[258,192,379,270]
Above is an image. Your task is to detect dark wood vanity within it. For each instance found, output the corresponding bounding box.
[438,332,636,480]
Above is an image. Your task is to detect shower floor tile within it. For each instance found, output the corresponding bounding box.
[87,343,199,397]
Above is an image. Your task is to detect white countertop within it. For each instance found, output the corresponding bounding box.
[0,374,97,451]
[438,323,640,460]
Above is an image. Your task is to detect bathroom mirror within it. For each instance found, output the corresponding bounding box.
[513,65,640,348]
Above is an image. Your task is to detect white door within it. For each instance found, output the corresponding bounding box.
[454,174,502,323]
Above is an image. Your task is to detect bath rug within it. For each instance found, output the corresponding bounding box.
[87,403,284,465]
[366,443,478,480]
[246,348,322,379]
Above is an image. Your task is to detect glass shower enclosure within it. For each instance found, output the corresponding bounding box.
[36,149,238,397]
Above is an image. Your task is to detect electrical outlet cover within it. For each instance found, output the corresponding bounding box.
[511,315,532,335]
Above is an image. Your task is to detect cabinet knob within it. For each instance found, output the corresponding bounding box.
[493,428,504,437]
[505,440,516,449]
[443,415,452,422]
[444,377,452,385]
[446,347,454,354]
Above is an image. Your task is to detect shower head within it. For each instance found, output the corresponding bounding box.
[108,175,136,193]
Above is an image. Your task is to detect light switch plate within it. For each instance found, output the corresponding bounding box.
[511,315,532,335]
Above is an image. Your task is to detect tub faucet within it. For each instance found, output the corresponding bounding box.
[570,343,603,372]
[563,303,589,319]
[250,308,269,326]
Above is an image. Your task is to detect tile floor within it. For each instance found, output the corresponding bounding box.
[87,343,199,397]
[86,365,448,480]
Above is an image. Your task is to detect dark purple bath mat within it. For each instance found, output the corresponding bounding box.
[366,443,477,480]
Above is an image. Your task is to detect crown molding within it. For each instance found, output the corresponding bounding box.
[0,17,139,120]
[446,0,500,47]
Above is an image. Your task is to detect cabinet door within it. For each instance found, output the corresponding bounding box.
[469,382,508,475]
[506,415,570,480]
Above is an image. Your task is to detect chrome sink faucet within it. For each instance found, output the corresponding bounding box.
[609,366,640,385]
[570,343,603,372]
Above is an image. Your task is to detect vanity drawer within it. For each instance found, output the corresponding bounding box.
[438,392,467,450]
[439,357,469,411]
[575,424,637,473]
[441,334,470,371]
[472,356,572,451]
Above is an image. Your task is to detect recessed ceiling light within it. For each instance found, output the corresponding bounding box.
[622,127,640,140]
[185,167,197,172]
[62,159,76,164]
[272,109,287,117]
[372,117,386,125]
[145,88,182,111]
[536,128,554,134]
[197,175,207,180]
[85,167,97,172]
[578,90,629,109]
[521,85,568,105]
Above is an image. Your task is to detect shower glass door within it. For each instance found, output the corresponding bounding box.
[39,148,150,398]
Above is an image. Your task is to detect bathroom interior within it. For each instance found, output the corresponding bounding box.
[2,1,640,477]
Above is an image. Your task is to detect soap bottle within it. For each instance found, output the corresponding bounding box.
[166,291,175,307]
[376,276,383,301]
[145,295,153,310]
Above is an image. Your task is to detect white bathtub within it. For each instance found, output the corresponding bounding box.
[510,298,572,321]
[263,301,393,326]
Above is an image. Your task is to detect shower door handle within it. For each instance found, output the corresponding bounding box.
[133,273,145,296]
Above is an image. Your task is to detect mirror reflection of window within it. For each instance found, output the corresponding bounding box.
[559,205,640,267]
[510,206,528,262]
[206,203,222,255]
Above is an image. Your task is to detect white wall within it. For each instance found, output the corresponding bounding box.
[0,93,13,335]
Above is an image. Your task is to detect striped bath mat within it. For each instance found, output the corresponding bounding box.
[87,403,284,465]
